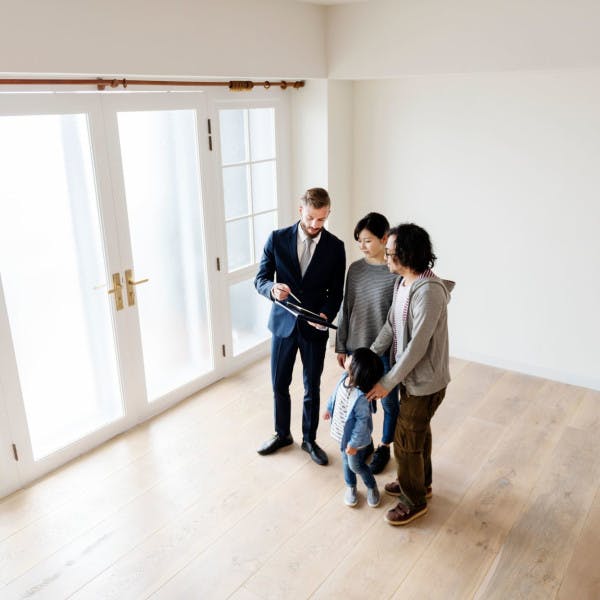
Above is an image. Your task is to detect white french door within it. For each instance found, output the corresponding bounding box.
[100,93,218,407]
[0,89,290,497]
[0,94,132,495]
[210,97,291,359]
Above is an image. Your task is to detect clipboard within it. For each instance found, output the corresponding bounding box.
[275,299,338,330]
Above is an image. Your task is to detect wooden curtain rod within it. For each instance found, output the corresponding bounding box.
[0,78,305,91]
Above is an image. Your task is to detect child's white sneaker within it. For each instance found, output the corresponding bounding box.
[344,486,358,507]
[367,486,381,508]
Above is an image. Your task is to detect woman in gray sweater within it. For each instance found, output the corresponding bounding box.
[335,213,398,473]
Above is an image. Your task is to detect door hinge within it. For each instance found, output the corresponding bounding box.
[222,344,226,357]
[12,443,18,461]
[207,118,213,151]
[216,257,221,271]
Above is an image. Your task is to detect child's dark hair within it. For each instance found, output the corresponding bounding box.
[347,348,384,393]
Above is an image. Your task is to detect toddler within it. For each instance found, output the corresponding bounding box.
[324,348,384,507]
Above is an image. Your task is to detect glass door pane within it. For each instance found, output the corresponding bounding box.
[218,106,278,356]
[229,278,271,355]
[0,113,123,460]
[116,109,212,401]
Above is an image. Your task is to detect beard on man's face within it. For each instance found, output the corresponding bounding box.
[300,221,322,238]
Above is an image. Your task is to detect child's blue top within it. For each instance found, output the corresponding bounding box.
[327,372,374,451]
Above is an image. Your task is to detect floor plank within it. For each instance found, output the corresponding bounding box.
[310,415,504,600]
[391,380,583,600]
[473,423,600,600]
[557,485,600,600]
[148,458,342,599]
[1,352,598,600]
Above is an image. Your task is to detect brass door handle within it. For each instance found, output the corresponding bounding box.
[125,269,149,306]
[107,273,124,311]
[128,277,149,286]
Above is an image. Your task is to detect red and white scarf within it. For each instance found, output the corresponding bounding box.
[392,269,436,358]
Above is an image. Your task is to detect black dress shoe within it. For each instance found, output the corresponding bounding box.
[369,444,390,474]
[301,441,328,465]
[257,433,293,455]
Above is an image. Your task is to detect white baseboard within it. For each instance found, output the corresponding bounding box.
[451,348,600,392]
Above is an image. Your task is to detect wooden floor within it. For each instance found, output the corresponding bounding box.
[1,352,599,599]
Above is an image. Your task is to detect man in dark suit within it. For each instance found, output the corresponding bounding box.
[255,187,346,465]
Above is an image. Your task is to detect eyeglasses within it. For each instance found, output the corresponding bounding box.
[384,251,396,258]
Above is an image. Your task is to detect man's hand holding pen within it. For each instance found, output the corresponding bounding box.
[271,283,291,301]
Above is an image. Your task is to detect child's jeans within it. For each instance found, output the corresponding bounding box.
[342,446,377,489]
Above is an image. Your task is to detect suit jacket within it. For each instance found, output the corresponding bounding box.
[255,222,346,339]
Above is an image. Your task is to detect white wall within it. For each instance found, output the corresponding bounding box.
[290,79,353,242]
[327,0,600,77]
[352,71,600,390]
[323,0,600,389]
[290,80,329,205]
[326,80,353,242]
[1,0,326,78]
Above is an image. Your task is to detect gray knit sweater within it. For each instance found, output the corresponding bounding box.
[371,275,455,395]
[335,259,398,353]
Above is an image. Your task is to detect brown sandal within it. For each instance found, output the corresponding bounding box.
[385,501,428,526]
[384,480,433,499]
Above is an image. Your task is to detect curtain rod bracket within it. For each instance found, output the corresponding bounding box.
[229,80,254,92]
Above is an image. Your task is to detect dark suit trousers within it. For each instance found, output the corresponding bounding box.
[270,324,327,442]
